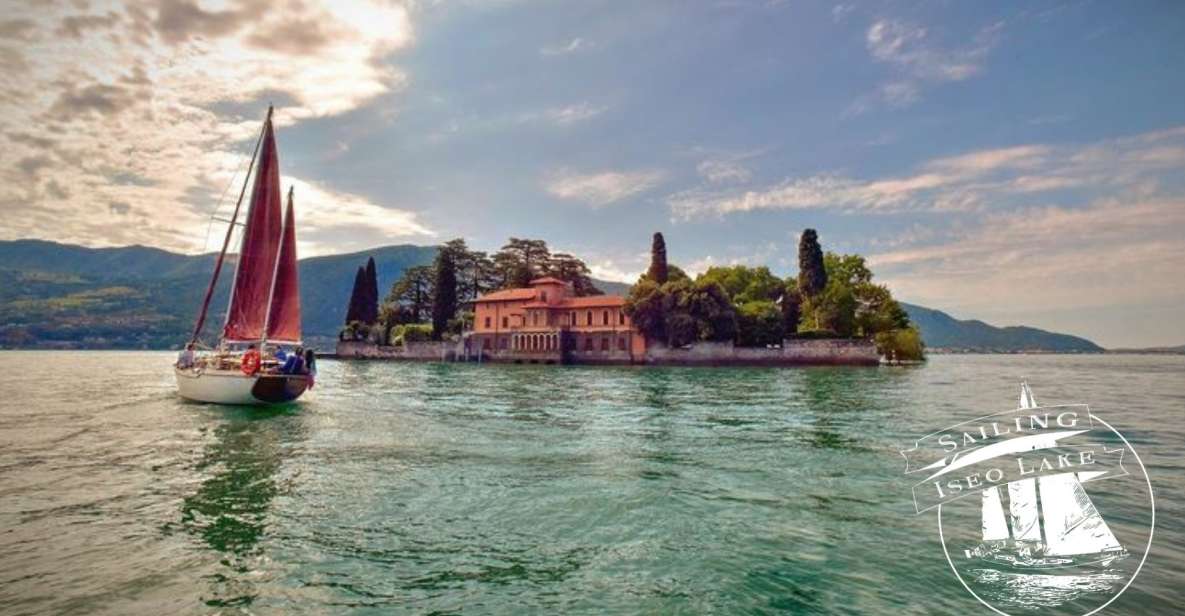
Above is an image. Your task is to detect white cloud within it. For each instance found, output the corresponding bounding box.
[544,169,666,207]
[0,1,416,254]
[540,102,607,126]
[850,18,1003,113]
[697,159,753,184]
[869,197,1185,335]
[282,176,434,257]
[668,127,1185,219]
[540,37,586,56]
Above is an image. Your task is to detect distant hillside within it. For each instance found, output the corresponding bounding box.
[901,303,1103,353]
[0,240,1105,352]
[0,240,436,349]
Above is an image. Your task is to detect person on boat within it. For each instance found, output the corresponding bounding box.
[176,343,196,369]
[304,348,317,387]
[241,344,262,376]
[281,346,305,374]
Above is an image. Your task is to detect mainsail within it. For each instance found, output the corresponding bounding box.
[223,113,284,343]
[978,383,1123,559]
[264,189,302,344]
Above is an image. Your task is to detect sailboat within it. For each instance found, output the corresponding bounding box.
[174,106,310,405]
[964,383,1126,570]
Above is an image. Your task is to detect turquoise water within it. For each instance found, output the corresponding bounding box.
[0,352,1181,614]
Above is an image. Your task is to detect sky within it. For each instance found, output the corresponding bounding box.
[1,1,1184,347]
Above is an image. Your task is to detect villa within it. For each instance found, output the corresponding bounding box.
[466,277,645,363]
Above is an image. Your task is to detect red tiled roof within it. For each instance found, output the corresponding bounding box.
[474,288,536,302]
[529,277,567,286]
[562,295,627,308]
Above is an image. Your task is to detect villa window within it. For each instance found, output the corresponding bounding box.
[619,312,625,325]
[586,311,592,326]
[483,338,491,350]
[601,337,609,351]
[584,337,593,351]
[533,313,539,326]
[602,310,609,325]
[617,337,626,351]
[502,316,508,329]
[541,291,548,302]
[499,338,508,350]
[484,316,491,329]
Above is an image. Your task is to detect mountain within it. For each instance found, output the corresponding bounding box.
[901,303,1103,353]
[0,240,436,349]
[0,240,1106,353]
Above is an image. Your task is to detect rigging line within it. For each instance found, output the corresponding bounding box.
[202,146,256,253]
[189,107,271,345]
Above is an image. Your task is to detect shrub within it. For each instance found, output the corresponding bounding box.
[390,323,433,346]
[875,326,926,361]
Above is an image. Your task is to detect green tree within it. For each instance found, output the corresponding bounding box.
[386,265,434,323]
[697,265,784,304]
[647,232,669,284]
[493,238,550,288]
[361,257,379,324]
[798,228,827,297]
[685,280,738,342]
[875,325,925,361]
[623,279,665,341]
[805,283,856,336]
[547,252,602,296]
[442,239,498,302]
[781,285,802,336]
[344,266,365,325]
[736,300,785,347]
[431,249,458,340]
[824,252,872,288]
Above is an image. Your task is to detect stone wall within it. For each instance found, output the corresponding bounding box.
[336,337,880,366]
[336,340,459,361]
[642,338,879,366]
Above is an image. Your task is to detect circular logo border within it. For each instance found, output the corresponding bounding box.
[936,414,1155,616]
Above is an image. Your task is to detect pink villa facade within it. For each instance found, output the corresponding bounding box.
[466,277,646,364]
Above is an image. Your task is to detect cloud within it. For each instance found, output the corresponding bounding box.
[0,1,417,255]
[282,176,434,256]
[697,158,752,184]
[868,196,1185,337]
[544,169,666,207]
[668,127,1185,219]
[540,102,607,126]
[540,37,586,56]
[850,18,1003,114]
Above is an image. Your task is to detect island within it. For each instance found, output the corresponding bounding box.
[336,229,924,366]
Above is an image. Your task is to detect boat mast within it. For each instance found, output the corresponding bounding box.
[220,106,275,346]
[259,185,293,348]
[189,106,272,346]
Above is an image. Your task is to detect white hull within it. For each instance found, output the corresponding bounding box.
[174,367,307,405]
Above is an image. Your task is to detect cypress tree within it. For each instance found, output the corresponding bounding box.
[362,257,379,324]
[431,249,458,340]
[798,229,827,297]
[781,285,802,336]
[345,266,365,324]
[648,232,669,284]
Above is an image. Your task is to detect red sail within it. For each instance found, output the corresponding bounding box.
[222,118,283,342]
[266,191,302,343]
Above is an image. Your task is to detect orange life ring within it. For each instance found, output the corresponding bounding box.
[241,349,261,375]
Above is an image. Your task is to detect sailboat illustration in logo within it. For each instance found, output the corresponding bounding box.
[962,383,1127,571]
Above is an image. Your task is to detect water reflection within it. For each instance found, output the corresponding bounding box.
[175,407,306,608]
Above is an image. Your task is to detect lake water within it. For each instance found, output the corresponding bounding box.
[0,352,1181,615]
